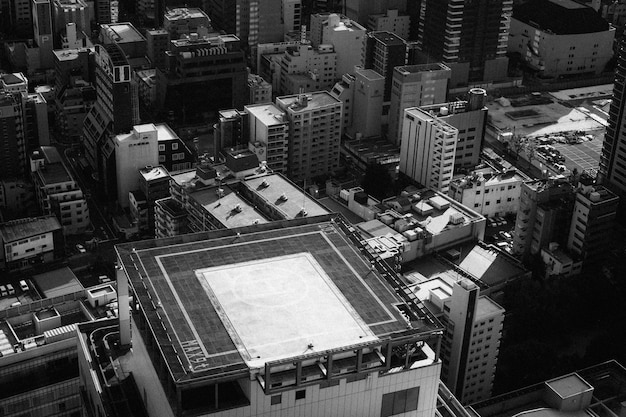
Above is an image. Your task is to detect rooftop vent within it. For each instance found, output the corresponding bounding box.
[232,204,242,213]
[279,193,288,201]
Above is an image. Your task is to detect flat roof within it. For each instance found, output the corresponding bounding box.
[40,163,72,185]
[32,266,84,298]
[0,216,61,243]
[513,0,609,35]
[546,374,593,398]
[155,123,179,141]
[244,174,330,219]
[116,217,436,382]
[245,103,286,126]
[369,31,406,45]
[475,296,504,320]
[101,23,146,43]
[189,185,269,228]
[139,166,169,181]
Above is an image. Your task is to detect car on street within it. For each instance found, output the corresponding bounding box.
[76,244,87,253]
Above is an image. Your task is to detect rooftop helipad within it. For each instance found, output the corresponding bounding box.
[116,217,437,382]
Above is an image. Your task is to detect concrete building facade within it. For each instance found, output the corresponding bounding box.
[388,63,451,146]
[400,107,458,193]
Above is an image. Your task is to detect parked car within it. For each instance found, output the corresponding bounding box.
[6,284,15,295]
[0,286,8,297]
[76,244,86,253]
[499,231,512,240]
[19,280,28,292]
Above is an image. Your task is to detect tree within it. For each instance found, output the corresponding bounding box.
[362,163,394,200]
[510,134,525,160]
[525,140,537,169]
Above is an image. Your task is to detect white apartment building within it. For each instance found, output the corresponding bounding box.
[329,72,356,133]
[400,107,458,193]
[367,9,410,40]
[114,124,159,208]
[388,63,451,145]
[414,278,504,404]
[309,13,367,77]
[449,169,525,218]
[276,91,342,181]
[245,103,289,174]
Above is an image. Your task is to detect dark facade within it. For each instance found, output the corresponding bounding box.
[0,92,26,180]
[363,31,407,101]
[600,38,626,193]
[156,34,247,125]
[417,0,511,87]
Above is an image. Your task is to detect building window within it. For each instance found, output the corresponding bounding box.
[295,390,306,400]
[158,144,165,151]
[271,395,282,405]
[381,387,420,417]
[172,142,179,150]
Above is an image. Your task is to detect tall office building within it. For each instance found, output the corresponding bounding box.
[82,43,138,195]
[600,37,626,194]
[52,0,89,46]
[351,67,384,138]
[32,0,54,68]
[114,124,159,208]
[388,63,451,145]
[344,0,407,25]
[363,31,407,101]
[399,107,458,193]
[276,91,342,182]
[414,278,504,404]
[416,0,512,87]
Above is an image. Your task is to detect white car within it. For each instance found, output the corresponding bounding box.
[76,244,86,253]
[19,280,28,292]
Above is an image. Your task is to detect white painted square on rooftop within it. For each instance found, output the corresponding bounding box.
[196,253,378,368]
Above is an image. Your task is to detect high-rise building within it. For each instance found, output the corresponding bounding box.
[351,67,384,138]
[276,91,343,182]
[156,34,247,125]
[245,103,289,173]
[600,37,626,194]
[82,43,138,195]
[79,214,444,417]
[130,165,170,236]
[567,175,618,263]
[388,63,451,145]
[363,31,407,101]
[399,107,458,193]
[416,0,512,87]
[418,88,488,170]
[414,278,504,404]
[309,13,367,77]
[114,124,160,208]
[32,0,54,68]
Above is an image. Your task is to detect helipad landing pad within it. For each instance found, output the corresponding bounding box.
[196,253,378,368]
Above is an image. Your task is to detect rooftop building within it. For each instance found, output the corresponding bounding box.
[0,216,64,270]
[79,215,444,416]
[163,7,212,38]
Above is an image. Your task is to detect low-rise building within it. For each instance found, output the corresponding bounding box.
[0,215,63,270]
[449,168,526,218]
[540,242,582,278]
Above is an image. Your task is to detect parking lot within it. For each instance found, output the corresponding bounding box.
[552,137,602,173]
